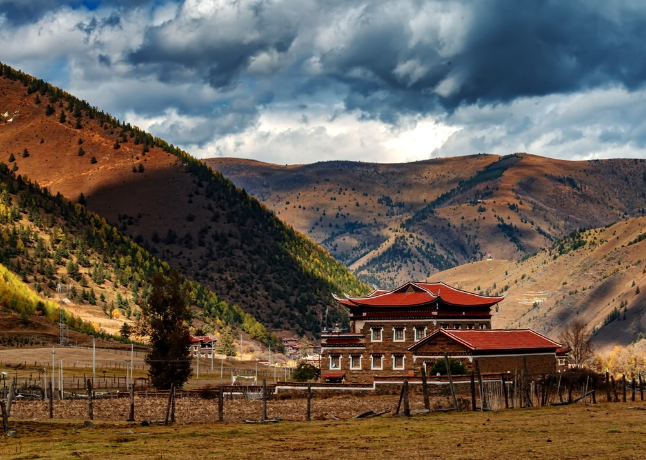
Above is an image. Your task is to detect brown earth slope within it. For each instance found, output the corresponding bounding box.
[0,65,368,335]
[206,154,646,288]
[431,217,646,350]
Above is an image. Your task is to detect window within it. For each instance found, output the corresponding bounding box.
[393,327,405,342]
[466,324,474,330]
[371,354,383,370]
[350,354,362,370]
[479,324,487,330]
[440,323,449,329]
[414,326,426,341]
[454,324,461,330]
[392,354,405,370]
[371,327,383,342]
[329,354,341,369]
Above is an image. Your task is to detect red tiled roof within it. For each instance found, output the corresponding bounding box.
[417,282,505,306]
[409,329,561,352]
[322,372,345,379]
[556,347,570,355]
[335,281,504,308]
[190,336,215,343]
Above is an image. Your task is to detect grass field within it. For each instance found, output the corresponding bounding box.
[2,402,645,459]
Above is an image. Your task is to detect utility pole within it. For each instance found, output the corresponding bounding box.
[92,338,96,388]
[59,360,63,400]
[51,347,55,399]
[130,343,134,387]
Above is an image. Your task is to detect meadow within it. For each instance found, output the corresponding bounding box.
[2,402,646,459]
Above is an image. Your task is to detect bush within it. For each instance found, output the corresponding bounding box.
[292,361,320,382]
[429,358,466,376]
[90,156,97,164]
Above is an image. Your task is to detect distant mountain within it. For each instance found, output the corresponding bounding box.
[431,217,646,350]
[0,63,369,335]
[206,154,646,288]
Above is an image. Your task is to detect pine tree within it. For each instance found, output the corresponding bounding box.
[139,271,192,389]
[217,326,237,357]
[59,110,66,123]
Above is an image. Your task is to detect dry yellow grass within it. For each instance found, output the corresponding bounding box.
[1,402,646,459]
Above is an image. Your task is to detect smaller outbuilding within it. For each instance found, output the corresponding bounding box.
[409,328,562,378]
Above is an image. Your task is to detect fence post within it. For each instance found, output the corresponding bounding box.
[306,383,312,421]
[475,360,486,410]
[171,386,176,423]
[470,371,477,411]
[421,366,430,411]
[501,374,509,409]
[87,379,93,420]
[164,384,174,425]
[611,376,619,402]
[0,400,8,433]
[403,380,410,417]
[444,353,459,412]
[49,382,53,419]
[622,375,627,402]
[218,386,224,422]
[128,384,135,422]
[606,372,611,402]
[631,374,636,402]
[262,379,267,422]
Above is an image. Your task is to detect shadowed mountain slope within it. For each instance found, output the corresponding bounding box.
[0,63,369,335]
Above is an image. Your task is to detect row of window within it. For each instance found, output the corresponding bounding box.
[368,323,488,342]
[329,353,405,371]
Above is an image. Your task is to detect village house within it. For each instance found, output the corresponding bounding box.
[321,281,567,384]
[189,335,217,358]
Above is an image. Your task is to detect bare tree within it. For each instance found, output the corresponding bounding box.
[559,320,594,368]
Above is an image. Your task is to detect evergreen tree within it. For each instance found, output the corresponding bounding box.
[120,322,131,340]
[59,110,66,123]
[139,271,192,389]
[216,326,237,357]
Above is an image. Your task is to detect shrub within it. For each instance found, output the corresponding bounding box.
[429,358,467,376]
[292,361,320,382]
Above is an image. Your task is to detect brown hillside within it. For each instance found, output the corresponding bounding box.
[432,217,646,351]
[206,154,646,287]
[0,68,368,335]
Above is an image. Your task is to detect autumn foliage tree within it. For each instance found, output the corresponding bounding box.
[139,271,193,389]
[559,320,594,368]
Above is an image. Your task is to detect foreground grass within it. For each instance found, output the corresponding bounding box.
[1,402,645,459]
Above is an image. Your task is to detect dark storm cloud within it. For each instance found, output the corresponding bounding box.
[308,0,646,119]
[120,1,646,123]
[0,0,152,23]
[127,1,298,90]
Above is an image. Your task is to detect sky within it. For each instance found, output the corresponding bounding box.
[2,0,646,164]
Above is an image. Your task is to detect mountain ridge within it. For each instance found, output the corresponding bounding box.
[0,62,370,336]
[206,153,646,289]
